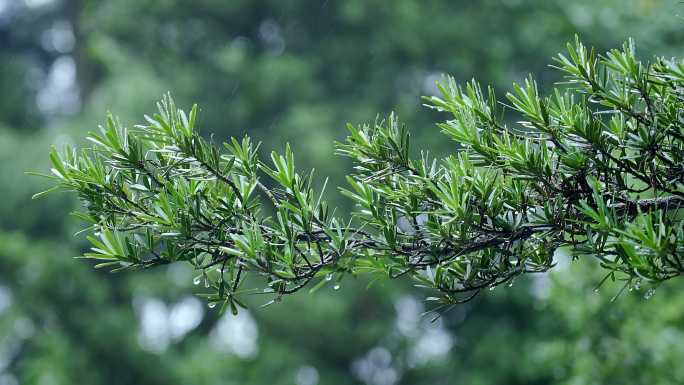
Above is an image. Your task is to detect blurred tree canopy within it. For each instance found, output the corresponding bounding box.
[2,1,684,385]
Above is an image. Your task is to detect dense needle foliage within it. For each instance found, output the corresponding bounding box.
[37,38,684,312]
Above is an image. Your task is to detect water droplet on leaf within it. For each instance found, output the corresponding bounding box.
[333,284,340,290]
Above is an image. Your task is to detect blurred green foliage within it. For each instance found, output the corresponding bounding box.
[2,1,684,384]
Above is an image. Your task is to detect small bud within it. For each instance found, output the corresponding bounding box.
[644,288,655,300]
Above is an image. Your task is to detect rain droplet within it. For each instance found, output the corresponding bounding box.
[193,276,202,285]
[204,279,211,288]
[593,288,600,293]
[333,284,340,290]
[325,273,333,281]
[489,286,495,291]
[208,302,217,308]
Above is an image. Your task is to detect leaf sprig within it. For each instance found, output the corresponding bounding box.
[36,38,684,312]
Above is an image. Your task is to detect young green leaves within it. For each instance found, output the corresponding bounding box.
[36,38,684,312]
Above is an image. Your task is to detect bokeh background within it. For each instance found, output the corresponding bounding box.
[2,1,684,384]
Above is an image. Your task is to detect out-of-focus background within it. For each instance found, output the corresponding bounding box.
[1,1,684,384]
